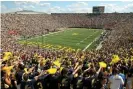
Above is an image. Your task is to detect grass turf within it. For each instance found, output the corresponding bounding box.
[18,28,103,50]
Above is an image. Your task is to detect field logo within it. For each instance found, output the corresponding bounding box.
[72,33,79,35]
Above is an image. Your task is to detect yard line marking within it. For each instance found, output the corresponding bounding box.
[76,43,80,45]
[76,31,97,45]
[82,31,101,51]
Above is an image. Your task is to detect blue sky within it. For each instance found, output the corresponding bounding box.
[1,1,133,13]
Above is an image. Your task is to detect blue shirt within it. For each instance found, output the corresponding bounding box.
[119,73,125,89]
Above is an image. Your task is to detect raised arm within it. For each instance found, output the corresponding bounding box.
[96,66,102,75]
[83,66,91,74]
[73,65,82,75]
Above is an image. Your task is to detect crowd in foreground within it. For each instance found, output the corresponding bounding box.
[1,45,133,89]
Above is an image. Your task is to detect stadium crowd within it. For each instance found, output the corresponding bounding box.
[1,13,133,89]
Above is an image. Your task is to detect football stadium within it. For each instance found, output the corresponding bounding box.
[1,1,133,89]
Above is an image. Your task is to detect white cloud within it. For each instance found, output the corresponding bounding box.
[67,2,91,13]
[29,5,35,8]
[14,1,40,5]
[124,3,133,10]
[14,1,50,7]
[1,3,24,13]
[23,5,35,9]
[121,1,133,3]
[50,6,65,13]
[29,1,40,4]
[1,4,7,10]
[40,3,51,7]
[100,2,133,13]
[14,8,23,11]
[68,1,88,8]
[1,4,7,13]
[14,1,27,5]
[46,2,91,13]
[2,1,133,14]
[14,1,37,11]
[68,7,92,13]
[14,1,50,12]
[2,7,23,13]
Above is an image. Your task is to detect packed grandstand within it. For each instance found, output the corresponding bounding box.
[1,12,133,89]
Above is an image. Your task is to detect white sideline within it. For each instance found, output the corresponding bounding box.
[82,31,101,51]
[96,42,102,50]
[96,31,105,50]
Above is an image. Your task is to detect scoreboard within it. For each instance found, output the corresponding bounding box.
[93,6,105,14]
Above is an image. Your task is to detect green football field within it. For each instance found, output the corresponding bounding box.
[18,28,103,51]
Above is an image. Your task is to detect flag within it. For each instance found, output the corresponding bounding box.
[99,62,107,68]
[53,60,61,67]
[47,68,57,74]
[3,52,12,61]
[111,55,120,64]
